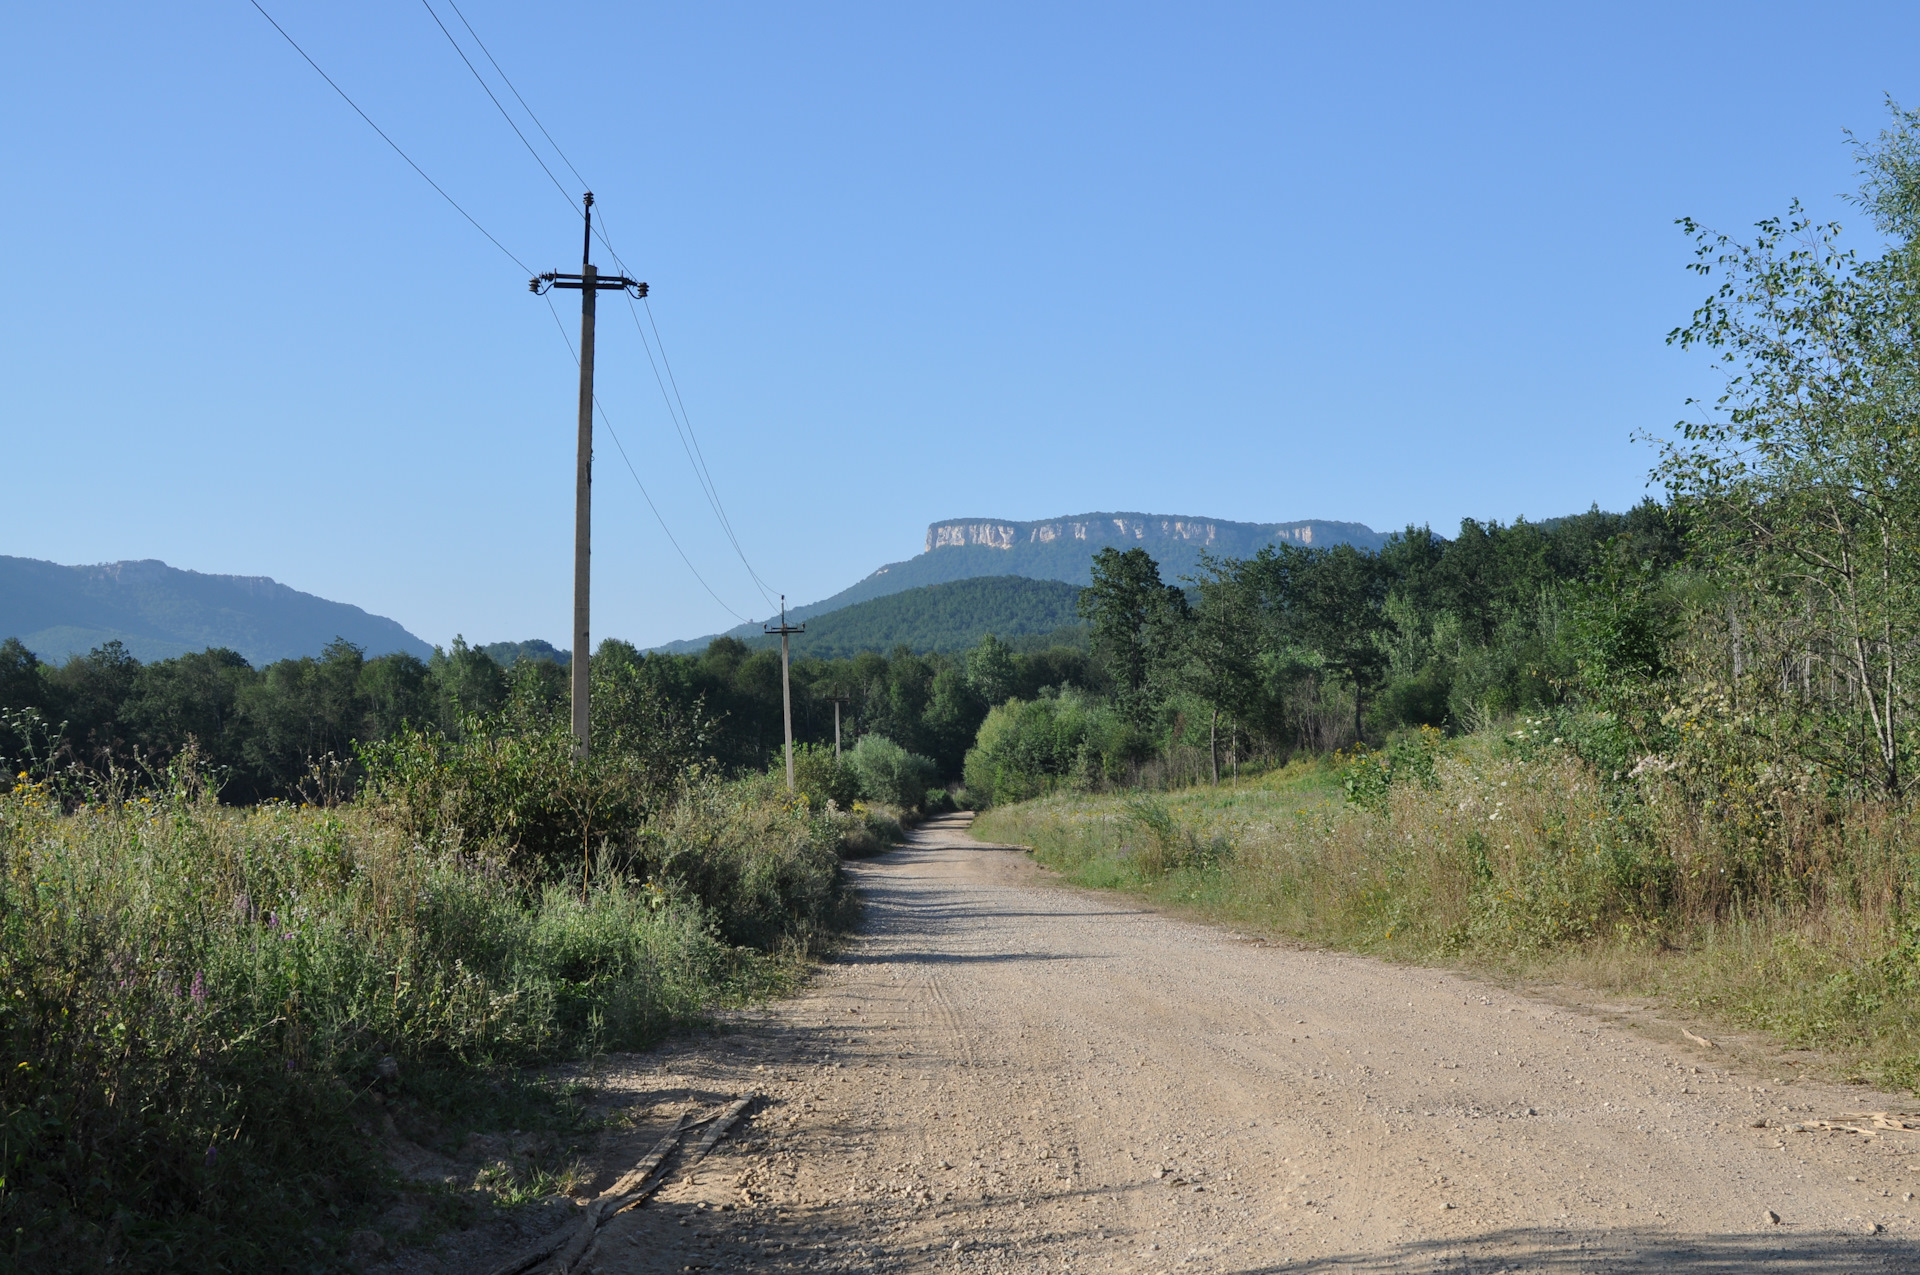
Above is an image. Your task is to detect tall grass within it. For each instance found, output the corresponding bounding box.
[977,733,1920,1089]
[0,762,852,1272]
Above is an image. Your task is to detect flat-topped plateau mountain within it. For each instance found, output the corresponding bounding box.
[658,511,1384,654]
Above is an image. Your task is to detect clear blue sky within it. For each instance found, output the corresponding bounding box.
[6,2,1917,651]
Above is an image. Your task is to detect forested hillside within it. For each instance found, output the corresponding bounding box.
[658,512,1385,652]
[0,556,432,665]
[732,576,1083,659]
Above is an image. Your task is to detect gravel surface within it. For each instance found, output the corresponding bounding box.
[471,814,1920,1273]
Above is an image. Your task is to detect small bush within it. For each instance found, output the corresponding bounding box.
[1337,725,1445,810]
[838,801,906,857]
[1122,795,1234,877]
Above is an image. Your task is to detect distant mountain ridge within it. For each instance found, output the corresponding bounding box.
[0,556,434,666]
[657,511,1385,653]
[722,576,1083,660]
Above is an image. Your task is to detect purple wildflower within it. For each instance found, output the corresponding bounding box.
[204,1143,218,1168]
[190,971,205,1007]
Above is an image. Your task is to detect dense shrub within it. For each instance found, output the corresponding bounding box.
[845,734,937,809]
[787,742,860,812]
[0,747,849,1271]
[961,689,1139,806]
[647,774,853,950]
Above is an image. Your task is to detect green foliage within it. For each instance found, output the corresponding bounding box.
[1337,726,1447,810]
[962,689,1141,806]
[1657,102,1920,799]
[844,734,938,809]
[1121,793,1234,877]
[964,633,1018,706]
[0,726,852,1269]
[481,638,570,668]
[1078,547,1189,726]
[788,742,859,811]
[742,576,1085,659]
[645,773,853,950]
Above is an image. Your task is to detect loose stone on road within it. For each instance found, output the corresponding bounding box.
[529,814,1920,1272]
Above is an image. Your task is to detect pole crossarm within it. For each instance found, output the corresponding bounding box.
[530,270,648,297]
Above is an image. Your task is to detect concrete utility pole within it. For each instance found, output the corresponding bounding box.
[529,193,647,758]
[827,694,849,760]
[764,597,806,790]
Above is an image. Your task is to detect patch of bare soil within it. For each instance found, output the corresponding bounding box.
[416,814,1920,1273]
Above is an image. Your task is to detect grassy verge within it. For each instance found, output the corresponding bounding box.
[974,734,1920,1092]
[0,766,861,1272]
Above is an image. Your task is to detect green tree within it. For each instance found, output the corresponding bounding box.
[357,652,433,742]
[44,641,142,771]
[430,636,507,729]
[845,734,937,808]
[121,648,254,781]
[1250,545,1389,742]
[1660,103,1920,796]
[1183,554,1264,783]
[965,634,1018,706]
[1078,547,1189,726]
[239,639,370,793]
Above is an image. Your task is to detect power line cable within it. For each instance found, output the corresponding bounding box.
[426,1,775,606]
[414,0,775,612]
[623,294,778,606]
[544,297,754,623]
[641,296,756,575]
[418,0,581,217]
[248,0,748,626]
[246,0,531,274]
[441,0,634,270]
[444,0,589,191]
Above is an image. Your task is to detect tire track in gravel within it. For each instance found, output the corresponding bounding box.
[459,812,1920,1274]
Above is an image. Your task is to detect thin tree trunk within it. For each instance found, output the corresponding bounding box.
[1210,707,1219,786]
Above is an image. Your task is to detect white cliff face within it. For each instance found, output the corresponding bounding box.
[927,523,1019,551]
[925,517,1233,552]
[921,514,1361,555]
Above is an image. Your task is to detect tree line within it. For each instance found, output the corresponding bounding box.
[971,105,1920,813]
[0,628,1098,804]
[961,504,1683,801]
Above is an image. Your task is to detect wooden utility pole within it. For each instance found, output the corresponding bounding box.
[764,597,805,790]
[529,193,647,757]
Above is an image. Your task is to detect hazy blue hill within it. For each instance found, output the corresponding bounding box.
[0,556,434,666]
[660,511,1385,653]
[715,576,1084,660]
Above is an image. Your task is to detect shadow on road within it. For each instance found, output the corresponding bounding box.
[1231,1226,1917,1273]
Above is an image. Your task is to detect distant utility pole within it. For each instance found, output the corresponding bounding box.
[529,192,647,758]
[765,597,806,790]
[827,694,850,760]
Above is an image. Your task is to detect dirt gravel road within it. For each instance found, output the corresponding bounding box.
[504,814,1920,1273]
